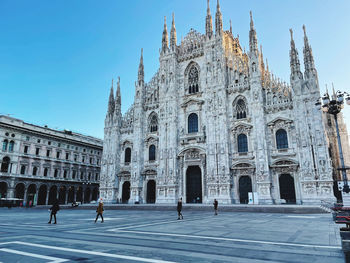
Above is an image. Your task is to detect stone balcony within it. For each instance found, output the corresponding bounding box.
[270,148,296,158]
[232,151,255,160]
[179,132,206,145]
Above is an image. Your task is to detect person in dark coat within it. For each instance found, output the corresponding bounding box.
[213,199,218,215]
[95,198,104,223]
[48,199,60,224]
[177,198,183,220]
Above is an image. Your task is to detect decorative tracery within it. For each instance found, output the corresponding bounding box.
[188,65,199,94]
[148,113,158,133]
[236,99,247,119]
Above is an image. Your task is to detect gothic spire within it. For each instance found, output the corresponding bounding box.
[249,11,258,56]
[138,48,144,85]
[230,20,232,34]
[302,25,317,79]
[215,0,223,36]
[260,44,265,70]
[289,28,303,81]
[205,0,213,39]
[115,76,121,111]
[107,79,115,115]
[162,16,169,53]
[170,13,177,51]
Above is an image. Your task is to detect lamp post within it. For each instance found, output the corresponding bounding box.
[315,88,350,193]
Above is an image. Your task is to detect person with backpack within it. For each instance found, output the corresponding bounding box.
[95,198,104,223]
[48,199,60,224]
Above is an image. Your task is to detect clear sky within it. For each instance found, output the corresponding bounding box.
[1,0,349,139]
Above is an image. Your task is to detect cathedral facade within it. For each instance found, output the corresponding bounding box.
[100,1,337,205]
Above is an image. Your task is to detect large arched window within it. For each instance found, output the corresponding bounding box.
[2,140,8,151]
[149,145,156,161]
[33,166,38,176]
[8,141,14,152]
[125,147,131,163]
[188,65,199,94]
[149,113,158,132]
[188,113,198,133]
[276,129,288,149]
[236,99,247,119]
[237,134,248,153]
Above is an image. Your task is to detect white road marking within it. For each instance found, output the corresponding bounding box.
[286,216,316,219]
[5,241,177,263]
[110,217,202,230]
[109,229,341,250]
[0,248,68,263]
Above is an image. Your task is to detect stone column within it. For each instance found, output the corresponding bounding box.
[24,186,28,205]
[89,189,92,203]
[45,189,50,205]
[73,189,77,202]
[82,188,85,204]
[65,190,69,204]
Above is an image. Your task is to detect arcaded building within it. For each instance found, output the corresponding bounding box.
[100,1,346,205]
[0,115,103,205]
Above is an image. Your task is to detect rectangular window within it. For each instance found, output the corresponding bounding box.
[90,157,93,164]
[46,150,50,157]
[97,159,100,165]
[74,154,78,162]
[82,156,85,163]
[66,153,69,160]
[24,146,29,154]
[35,148,40,156]
[72,170,76,179]
[56,151,60,159]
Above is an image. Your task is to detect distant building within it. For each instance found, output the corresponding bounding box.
[100,2,348,205]
[0,115,103,205]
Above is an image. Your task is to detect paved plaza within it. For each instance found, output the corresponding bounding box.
[0,207,345,262]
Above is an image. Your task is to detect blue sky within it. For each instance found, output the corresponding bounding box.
[0,0,349,139]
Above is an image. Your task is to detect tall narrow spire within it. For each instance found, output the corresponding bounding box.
[230,20,232,34]
[138,48,144,86]
[215,0,223,36]
[107,79,115,115]
[205,0,213,39]
[302,25,317,79]
[249,11,258,56]
[115,77,121,113]
[289,28,303,81]
[260,45,265,70]
[170,13,177,51]
[162,16,169,53]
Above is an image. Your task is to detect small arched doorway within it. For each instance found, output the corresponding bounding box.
[146,180,156,203]
[1,157,10,173]
[279,174,296,204]
[76,187,83,203]
[58,186,66,204]
[15,183,25,200]
[84,188,91,203]
[37,185,47,205]
[0,182,8,198]
[122,181,130,203]
[27,184,36,205]
[239,176,252,204]
[186,166,202,203]
[68,186,74,203]
[48,186,57,205]
[92,187,98,201]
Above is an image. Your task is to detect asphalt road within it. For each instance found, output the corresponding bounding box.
[0,207,344,262]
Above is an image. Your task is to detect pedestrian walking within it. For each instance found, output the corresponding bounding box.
[177,198,183,220]
[213,199,218,215]
[95,198,104,223]
[48,199,60,224]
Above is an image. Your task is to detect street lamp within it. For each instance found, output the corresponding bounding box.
[316,87,350,193]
